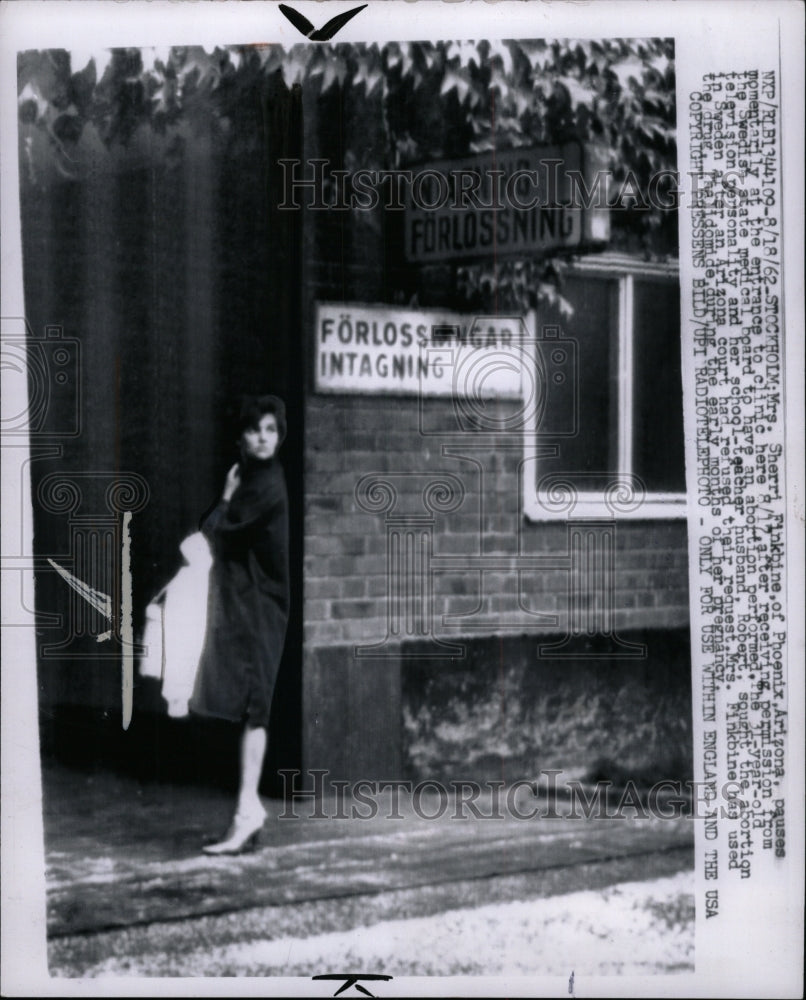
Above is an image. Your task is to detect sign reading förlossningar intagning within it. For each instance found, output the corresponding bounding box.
[314,303,527,398]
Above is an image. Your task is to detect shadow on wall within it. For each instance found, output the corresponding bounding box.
[401,629,693,787]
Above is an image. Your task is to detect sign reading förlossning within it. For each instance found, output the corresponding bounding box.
[315,303,526,398]
[405,143,610,263]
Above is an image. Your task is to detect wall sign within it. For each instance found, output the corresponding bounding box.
[315,303,527,398]
[404,143,610,264]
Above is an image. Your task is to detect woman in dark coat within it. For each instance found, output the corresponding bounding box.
[190,394,290,854]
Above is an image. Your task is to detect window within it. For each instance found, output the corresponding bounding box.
[523,255,687,520]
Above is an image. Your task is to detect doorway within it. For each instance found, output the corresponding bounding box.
[20,69,304,792]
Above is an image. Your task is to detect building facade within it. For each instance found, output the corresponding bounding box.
[19,42,691,789]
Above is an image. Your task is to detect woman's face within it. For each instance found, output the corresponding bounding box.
[240,413,279,462]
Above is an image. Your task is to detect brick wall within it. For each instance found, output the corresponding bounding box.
[303,392,690,648]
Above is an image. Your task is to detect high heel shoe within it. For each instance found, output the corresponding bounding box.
[202,805,267,855]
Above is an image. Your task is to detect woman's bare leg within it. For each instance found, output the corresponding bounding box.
[237,724,267,817]
[202,724,267,853]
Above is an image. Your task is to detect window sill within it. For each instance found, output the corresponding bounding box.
[523,492,689,522]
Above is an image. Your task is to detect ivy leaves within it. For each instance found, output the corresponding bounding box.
[17,37,677,305]
[18,39,675,182]
[386,38,676,183]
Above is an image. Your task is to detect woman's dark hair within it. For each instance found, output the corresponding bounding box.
[236,394,287,445]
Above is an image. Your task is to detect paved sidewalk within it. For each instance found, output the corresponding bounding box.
[43,762,694,940]
[49,868,695,977]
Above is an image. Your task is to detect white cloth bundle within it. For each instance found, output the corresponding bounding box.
[140,532,213,717]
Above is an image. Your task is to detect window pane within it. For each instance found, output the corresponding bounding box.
[632,280,685,493]
[538,275,618,490]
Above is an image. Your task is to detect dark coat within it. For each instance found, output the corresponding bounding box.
[189,457,289,727]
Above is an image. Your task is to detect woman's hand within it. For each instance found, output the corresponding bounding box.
[222,463,241,502]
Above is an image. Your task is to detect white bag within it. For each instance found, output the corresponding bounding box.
[140,532,213,718]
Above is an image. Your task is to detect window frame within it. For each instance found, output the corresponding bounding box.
[522,253,688,522]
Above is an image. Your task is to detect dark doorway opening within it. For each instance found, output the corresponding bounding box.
[21,69,304,796]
